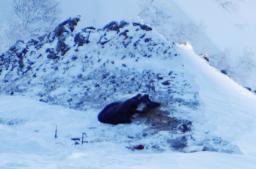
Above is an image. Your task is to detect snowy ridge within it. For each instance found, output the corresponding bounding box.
[178,43,256,153]
[139,0,256,92]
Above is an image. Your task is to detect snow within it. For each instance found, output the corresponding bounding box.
[1,0,256,168]
[139,0,256,90]
[178,43,256,155]
[0,94,256,168]
[1,42,256,168]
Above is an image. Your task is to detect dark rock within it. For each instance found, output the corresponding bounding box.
[177,121,192,133]
[71,56,78,61]
[245,87,252,91]
[119,30,129,39]
[133,144,145,150]
[74,33,90,46]
[221,70,228,75]
[46,48,58,59]
[203,56,209,62]
[82,26,96,31]
[132,22,152,31]
[54,17,80,37]
[103,21,129,32]
[27,39,39,47]
[162,80,170,86]
[56,40,70,56]
[8,40,28,68]
[144,38,151,43]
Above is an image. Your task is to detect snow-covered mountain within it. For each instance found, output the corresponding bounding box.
[1,16,256,168]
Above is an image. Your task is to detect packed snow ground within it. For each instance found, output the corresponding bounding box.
[0,94,255,169]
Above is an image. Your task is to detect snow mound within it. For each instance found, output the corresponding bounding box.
[1,17,256,154]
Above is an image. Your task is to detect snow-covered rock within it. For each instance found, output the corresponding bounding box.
[1,17,256,154]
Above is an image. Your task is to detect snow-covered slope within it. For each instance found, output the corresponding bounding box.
[1,96,256,169]
[0,17,203,152]
[139,0,256,92]
[178,43,256,155]
[1,17,256,155]
[1,1,256,168]
[1,0,256,92]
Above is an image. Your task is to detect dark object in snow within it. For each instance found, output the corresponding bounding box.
[54,125,58,139]
[132,144,145,150]
[103,21,129,32]
[221,69,228,75]
[74,33,90,46]
[54,17,80,37]
[203,56,209,62]
[71,137,80,141]
[245,87,252,91]
[71,132,88,145]
[132,23,152,31]
[46,48,58,59]
[177,121,192,133]
[161,80,170,86]
[81,132,88,144]
[56,40,70,56]
[98,94,161,125]
[127,144,145,151]
[71,137,81,145]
